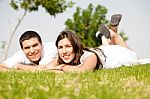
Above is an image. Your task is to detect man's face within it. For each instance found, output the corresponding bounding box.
[22,38,43,62]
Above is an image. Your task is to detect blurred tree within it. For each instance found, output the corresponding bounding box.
[0,41,7,62]
[65,3,108,47]
[120,31,128,41]
[65,3,128,47]
[3,0,74,61]
[10,0,74,16]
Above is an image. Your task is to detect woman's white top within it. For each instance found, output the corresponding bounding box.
[80,45,149,69]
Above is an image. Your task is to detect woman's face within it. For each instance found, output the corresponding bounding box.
[58,38,75,63]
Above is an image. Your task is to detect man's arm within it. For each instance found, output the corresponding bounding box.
[16,64,48,71]
[16,58,59,72]
[0,64,11,71]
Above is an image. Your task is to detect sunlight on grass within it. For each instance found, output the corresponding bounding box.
[0,64,150,99]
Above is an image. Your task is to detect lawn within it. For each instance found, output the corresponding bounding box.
[0,64,150,99]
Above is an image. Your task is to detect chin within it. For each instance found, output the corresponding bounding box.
[31,58,40,62]
[63,59,73,64]
[64,61,70,63]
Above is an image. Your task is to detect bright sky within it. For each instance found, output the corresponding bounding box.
[0,0,150,62]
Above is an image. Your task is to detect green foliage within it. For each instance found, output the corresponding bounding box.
[120,31,128,41]
[10,0,74,16]
[0,41,6,49]
[0,64,150,98]
[65,3,108,47]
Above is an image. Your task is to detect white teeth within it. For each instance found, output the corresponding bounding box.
[63,55,70,60]
[63,55,69,58]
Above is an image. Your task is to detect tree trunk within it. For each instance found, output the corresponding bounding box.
[2,10,27,61]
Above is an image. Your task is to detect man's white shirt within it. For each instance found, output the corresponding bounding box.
[3,42,57,68]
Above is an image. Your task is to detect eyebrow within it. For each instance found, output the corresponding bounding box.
[23,43,39,49]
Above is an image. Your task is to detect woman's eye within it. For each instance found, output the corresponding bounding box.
[58,46,62,49]
[66,45,72,48]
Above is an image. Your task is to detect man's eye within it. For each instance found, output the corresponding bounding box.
[24,47,30,49]
[33,43,38,47]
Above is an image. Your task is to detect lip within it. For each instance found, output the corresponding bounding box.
[29,52,40,59]
[62,55,70,60]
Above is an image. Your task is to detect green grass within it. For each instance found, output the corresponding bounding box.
[0,64,150,99]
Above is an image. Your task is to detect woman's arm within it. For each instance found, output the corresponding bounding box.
[62,54,97,72]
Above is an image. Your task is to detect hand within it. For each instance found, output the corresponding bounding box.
[48,64,65,71]
[0,64,10,71]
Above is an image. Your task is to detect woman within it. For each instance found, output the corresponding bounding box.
[47,30,103,72]
[48,30,149,72]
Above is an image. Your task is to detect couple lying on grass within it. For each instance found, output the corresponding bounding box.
[1,14,150,72]
[0,29,149,72]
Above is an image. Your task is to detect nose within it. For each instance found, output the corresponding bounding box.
[62,47,67,53]
[29,47,34,53]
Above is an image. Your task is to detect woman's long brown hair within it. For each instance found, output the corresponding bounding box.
[55,30,84,65]
[55,30,103,69]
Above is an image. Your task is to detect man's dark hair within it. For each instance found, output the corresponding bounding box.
[19,31,42,49]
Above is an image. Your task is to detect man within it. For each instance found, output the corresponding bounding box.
[0,30,57,71]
